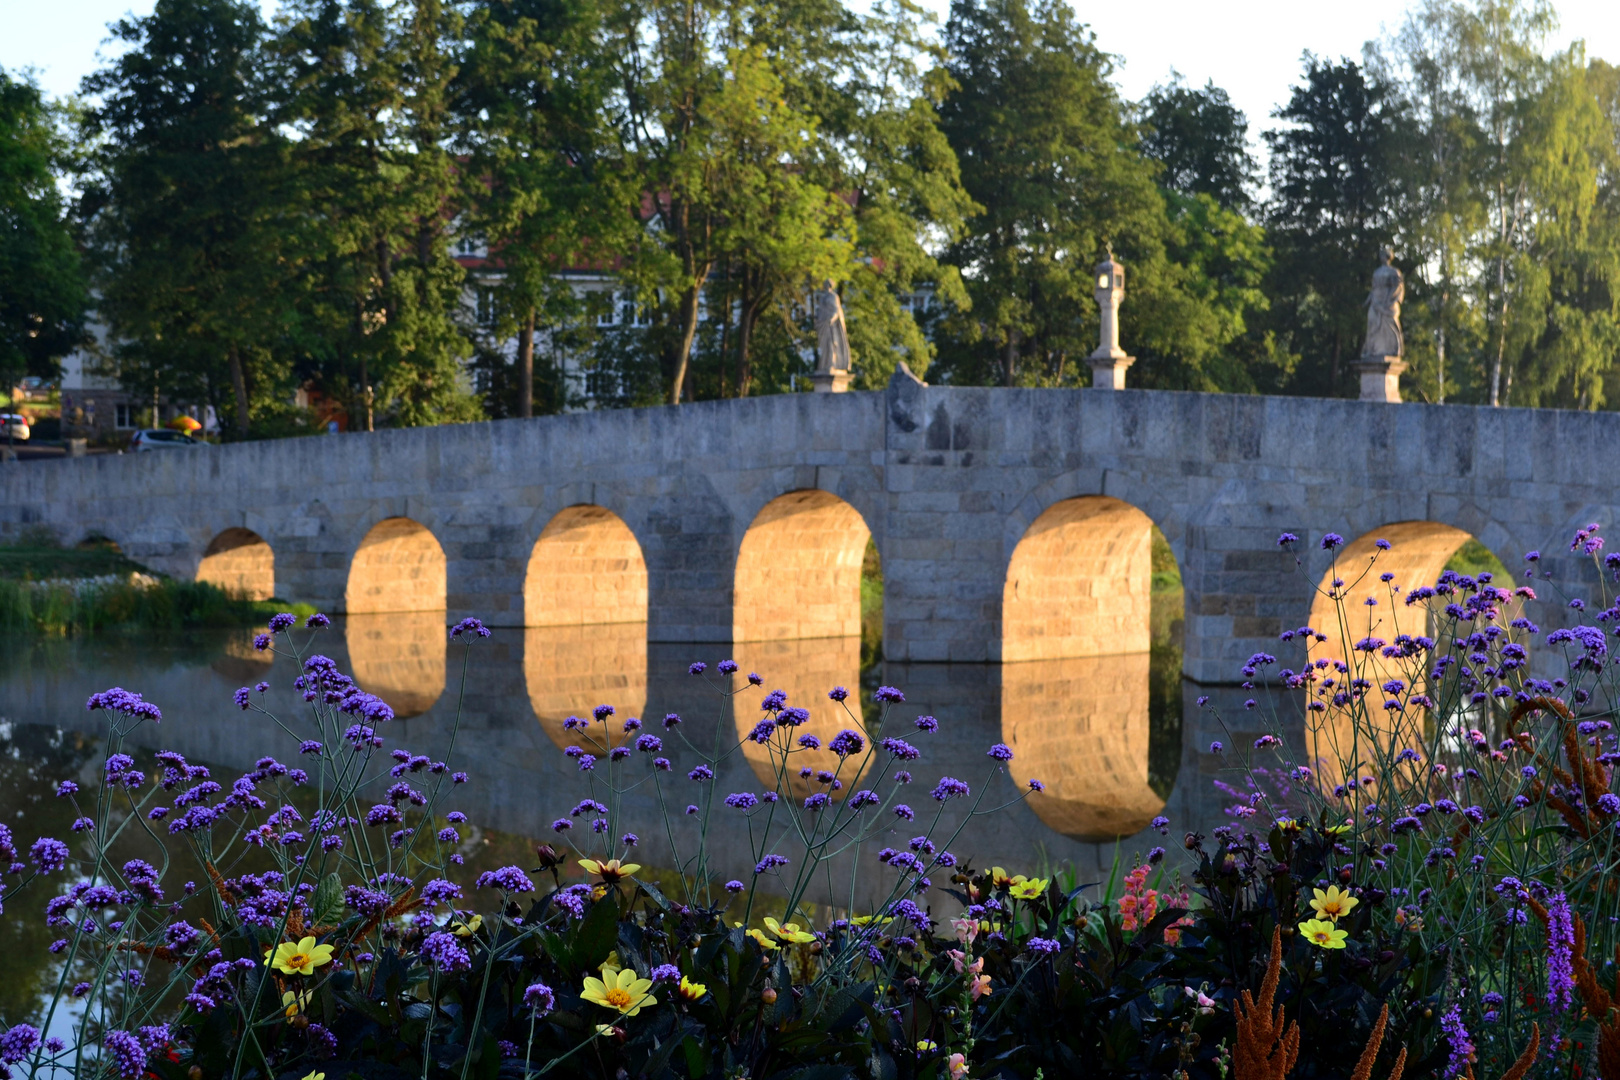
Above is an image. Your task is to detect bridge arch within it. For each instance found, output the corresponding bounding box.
[345,517,446,614]
[733,489,872,643]
[196,528,274,600]
[1303,520,1514,789]
[999,494,1181,840]
[1002,495,1155,662]
[525,505,648,626]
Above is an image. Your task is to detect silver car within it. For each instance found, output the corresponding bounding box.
[129,429,203,451]
[0,413,29,441]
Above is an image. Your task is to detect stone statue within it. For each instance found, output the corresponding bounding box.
[1362,247,1405,359]
[811,279,852,392]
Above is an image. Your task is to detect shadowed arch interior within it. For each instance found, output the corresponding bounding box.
[1002,496,1153,662]
[346,517,446,614]
[197,528,274,601]
[525,506,648,627]
[734,490,871,643]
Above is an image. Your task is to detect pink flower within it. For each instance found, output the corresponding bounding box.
[948,1053,969,1080]
[950,918,979,944]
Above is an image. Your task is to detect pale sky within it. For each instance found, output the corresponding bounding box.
[4,0,1619,148]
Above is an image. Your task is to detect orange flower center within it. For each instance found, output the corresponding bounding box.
[285,952,312,971]
[605,987,634,1009]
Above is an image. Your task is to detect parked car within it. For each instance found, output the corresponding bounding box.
[129,428,203,451]
[0,414,30,441]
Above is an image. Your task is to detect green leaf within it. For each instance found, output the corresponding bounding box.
[568,890,620,974]
[312,871,344,926]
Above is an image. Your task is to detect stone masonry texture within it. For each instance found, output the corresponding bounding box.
[2,366,1609,683]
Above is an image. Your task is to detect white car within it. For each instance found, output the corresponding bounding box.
[129,429,203,451]
[0,413,29,441]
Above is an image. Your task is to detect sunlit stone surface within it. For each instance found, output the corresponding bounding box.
[347,611,446,718]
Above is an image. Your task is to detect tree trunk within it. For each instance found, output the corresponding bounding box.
[228,344,250,437]
[1436,284,1447,405]
[518,308,535,418]
[669,283,703,404]
[736,296,762,399]
[1002,328,1018,387]
[1330,330,1341,395]
[1490,258,1509,407]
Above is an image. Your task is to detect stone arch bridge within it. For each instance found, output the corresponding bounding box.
[2,367,1610,685]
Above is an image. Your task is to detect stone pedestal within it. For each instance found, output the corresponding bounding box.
[1087,354,1135,391]
[1354,355,1406,403]
[810,371,852,393]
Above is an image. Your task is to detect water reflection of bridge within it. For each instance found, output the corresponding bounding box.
[0,618,1240,902]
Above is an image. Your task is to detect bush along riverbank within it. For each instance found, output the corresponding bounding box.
[7,526,1620,1079]
[0,536,307,636]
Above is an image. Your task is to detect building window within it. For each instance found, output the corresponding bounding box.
[457,235,484,257]
[476,287,497,329]
[114,403,133,429]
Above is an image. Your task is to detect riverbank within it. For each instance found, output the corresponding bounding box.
[0,535,309,636]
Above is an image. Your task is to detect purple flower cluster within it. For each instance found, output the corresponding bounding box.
[85,687,162,722]
[1440,1005,1473,1079]
[829,729,865,757]
[524,982,555,1013]
[476,866,536,893]
[1547,892,1575,1013]
[420,931,472,971]
[450,617,492,639]
[930,776,970,801]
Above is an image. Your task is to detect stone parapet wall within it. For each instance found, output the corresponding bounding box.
[1,374,1610,683]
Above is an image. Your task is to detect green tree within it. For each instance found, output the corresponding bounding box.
[80,0,285,436]
[455,0,629,417]
[1263,55,1397,397]
[272,0,480,429]
[1375,0,1486,403]
[0,68,87,383]
[932,0,1267,390]
[1141,76,1256,212]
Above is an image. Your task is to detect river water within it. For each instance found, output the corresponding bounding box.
[0,608,1247,1027]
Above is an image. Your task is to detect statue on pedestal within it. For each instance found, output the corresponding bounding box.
[1362,247,1405,360]
[811,280,852,393]
[1354,247,1407,403]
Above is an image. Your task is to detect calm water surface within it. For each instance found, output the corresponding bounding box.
[0,610,1245,1028]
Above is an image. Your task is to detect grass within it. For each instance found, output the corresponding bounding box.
[0,532,311,636]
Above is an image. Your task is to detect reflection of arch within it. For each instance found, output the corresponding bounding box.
[346,518,446,614]
[1003,496,1153,662]
[524,623,647,750]
[525,506,648,626]
[1001,655,1164,840]
[730,637,868,800]
[734,491,870,642]
[346,613,446,718]
[210,632,275,682]
[197,528,274,601]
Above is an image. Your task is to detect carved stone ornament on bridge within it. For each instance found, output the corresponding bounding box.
[1354,247,1407,403]
[811,279,853,393]
[1088,250,1134,390]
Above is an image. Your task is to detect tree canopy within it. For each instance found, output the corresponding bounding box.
[2,0,1615,425]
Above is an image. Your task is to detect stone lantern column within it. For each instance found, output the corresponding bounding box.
[1088,252,1135,390]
